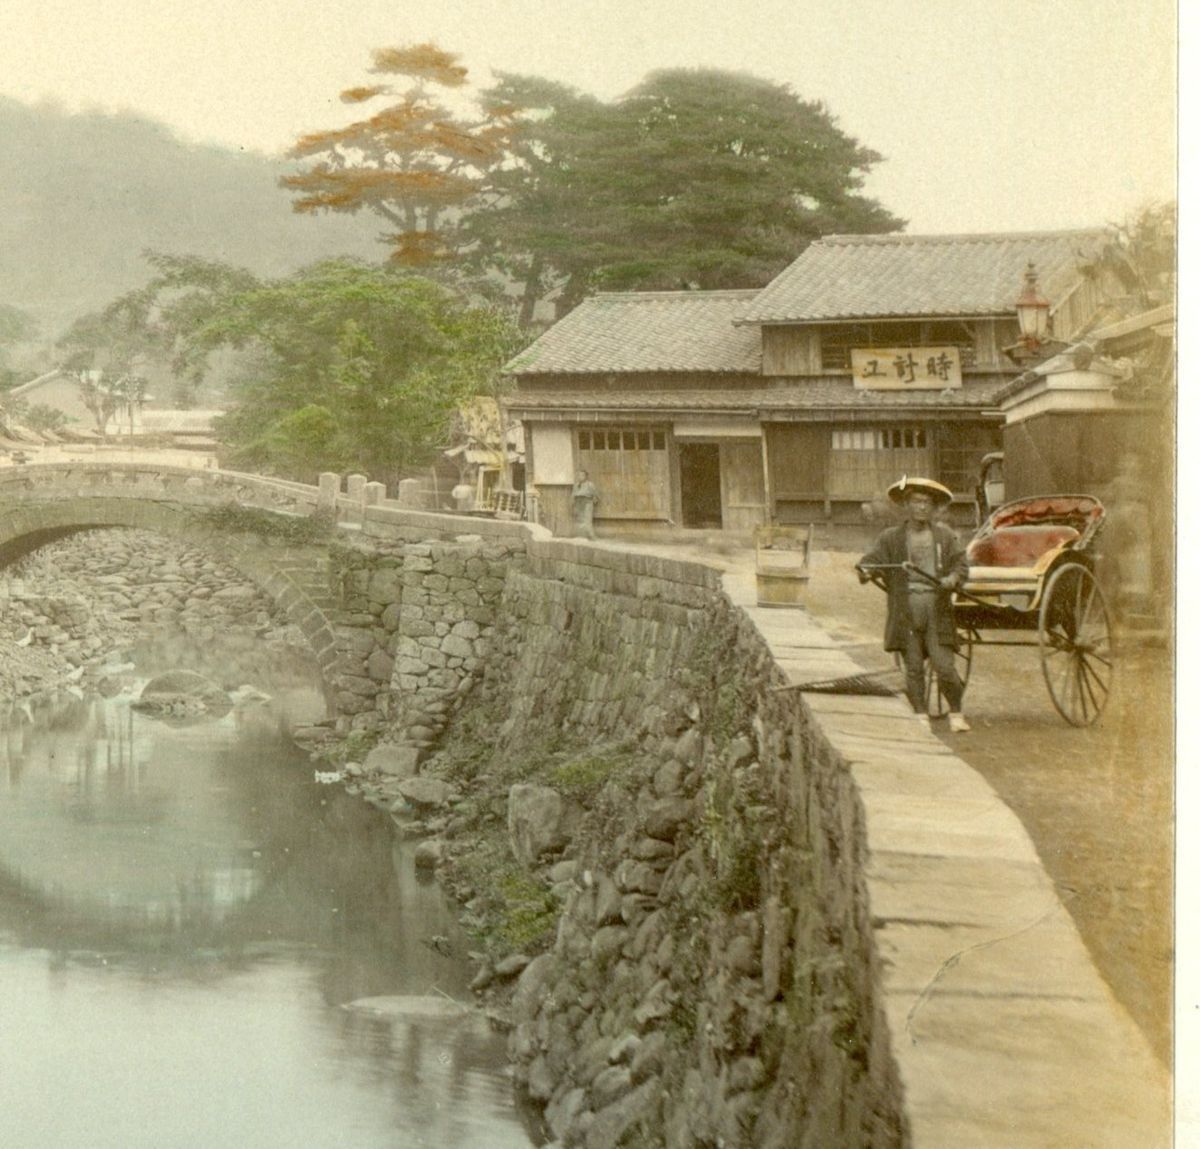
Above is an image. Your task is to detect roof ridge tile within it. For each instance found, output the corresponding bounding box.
[819,228,1107,247]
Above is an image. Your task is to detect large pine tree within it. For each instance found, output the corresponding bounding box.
[479,68,903,316]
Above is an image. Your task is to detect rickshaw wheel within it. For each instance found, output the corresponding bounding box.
[1038,563,1113,726]
[892,628,975,717]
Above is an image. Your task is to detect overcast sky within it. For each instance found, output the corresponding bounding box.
[0,0,1177,235]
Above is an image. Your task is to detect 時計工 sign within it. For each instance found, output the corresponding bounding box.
[850,346,962,390]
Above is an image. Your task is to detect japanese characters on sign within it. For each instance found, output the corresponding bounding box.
[850,346,962,390]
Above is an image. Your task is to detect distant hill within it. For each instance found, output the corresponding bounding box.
[0,97,384,335]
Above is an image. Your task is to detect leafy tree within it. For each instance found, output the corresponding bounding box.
[1095,200,1176,313]
[78,373,150,436]
[280,42,508,266]
[56,252,259,410]
[466,73,610,325]
[193,259,523,483]
[137,253,262,398]
[475,68,903,316]
[16,402,71,434]
[57,292,162,433]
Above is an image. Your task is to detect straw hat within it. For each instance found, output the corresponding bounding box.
[886,474,953,506]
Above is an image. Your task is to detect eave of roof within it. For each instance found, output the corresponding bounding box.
[507,376,1011,414]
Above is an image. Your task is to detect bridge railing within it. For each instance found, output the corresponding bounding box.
[0,461,547,546]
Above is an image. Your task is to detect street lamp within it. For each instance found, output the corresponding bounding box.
[1004,261,1066,365]
[1014,262,1050,350]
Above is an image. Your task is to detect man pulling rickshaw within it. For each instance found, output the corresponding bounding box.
[857,476,971,732]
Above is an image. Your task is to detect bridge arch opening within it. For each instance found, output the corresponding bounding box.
[0,497,342,697]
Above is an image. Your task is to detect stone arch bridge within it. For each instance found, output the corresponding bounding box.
[0,460,531,690]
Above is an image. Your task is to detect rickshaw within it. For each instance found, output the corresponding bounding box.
[861,494,1112,727]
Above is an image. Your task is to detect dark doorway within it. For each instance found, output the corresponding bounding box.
[679,443,722,528]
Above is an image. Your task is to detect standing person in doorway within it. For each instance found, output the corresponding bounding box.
[571,469,599,540]
[856,475,971,731]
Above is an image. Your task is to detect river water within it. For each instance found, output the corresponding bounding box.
[0,642,537,1149]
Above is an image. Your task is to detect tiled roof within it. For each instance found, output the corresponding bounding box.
[736,230,1109,324]
[507,376,1010,414]
[504,290,762,376]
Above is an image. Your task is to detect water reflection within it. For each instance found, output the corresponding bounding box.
[0,651,536,1148]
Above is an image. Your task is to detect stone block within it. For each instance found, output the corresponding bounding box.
[642,797,693,841]
[393,656,431,677]
[441,634,474,659]
[508,784,575,865]
[367,569,401,603]
[364,744,422,777]
[334,674,378,697]
[366,649,394,682]
[397,776,458,809]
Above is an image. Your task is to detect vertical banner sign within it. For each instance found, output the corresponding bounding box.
[851,346,962,390]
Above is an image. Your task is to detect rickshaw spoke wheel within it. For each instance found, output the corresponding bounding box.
[1039,564,1112,726]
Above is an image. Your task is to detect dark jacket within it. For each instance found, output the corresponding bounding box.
[858,522,968,651]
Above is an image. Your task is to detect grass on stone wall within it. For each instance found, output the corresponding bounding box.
[699,754,777,915]
[427,697,650,959]
[549,744,641,801]
[195,502,334,545]
[315,728,382,768]
[450,838,562,954]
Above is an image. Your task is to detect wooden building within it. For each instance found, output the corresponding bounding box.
[505,230,1119,536]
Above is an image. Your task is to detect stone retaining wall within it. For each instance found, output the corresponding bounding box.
[417,539,907,1148]
[266,521,906,1145]
[323,534,525,748]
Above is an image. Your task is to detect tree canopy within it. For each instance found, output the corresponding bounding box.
[280,43,509,266]
[1096,200,1176,312]
[283,47,904,323]
[56,253,521,475]
[188,259,522,483]
[0,302,37,348]
[56,253,258,412]
[478,68,904,316]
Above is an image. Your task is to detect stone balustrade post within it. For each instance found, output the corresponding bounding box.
[364,481,386,508]
[345,473,369,524]
[394,478,425,509]
[317,472,340,516]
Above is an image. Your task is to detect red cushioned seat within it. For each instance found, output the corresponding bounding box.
[990,496,1101,531]
[967,524,1080,568]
